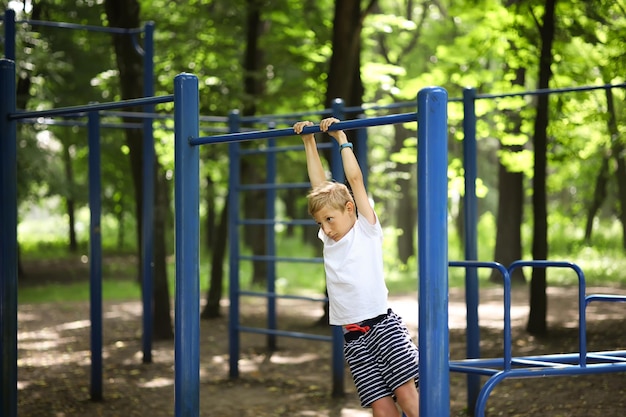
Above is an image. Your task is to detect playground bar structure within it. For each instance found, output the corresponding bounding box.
[173,73,450,417]
[0,56,172,416]
[3,7,626,416]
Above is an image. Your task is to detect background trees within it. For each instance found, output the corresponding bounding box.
[7,0,626,337]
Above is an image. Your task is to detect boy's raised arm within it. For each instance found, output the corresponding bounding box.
[294,121,326,188]
[320,118,376,225]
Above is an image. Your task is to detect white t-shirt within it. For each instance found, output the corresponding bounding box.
[319,214,389,325]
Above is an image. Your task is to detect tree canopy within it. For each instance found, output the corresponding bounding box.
[5,0,626,334]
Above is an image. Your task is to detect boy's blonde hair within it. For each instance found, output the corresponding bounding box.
[307,181,354,217]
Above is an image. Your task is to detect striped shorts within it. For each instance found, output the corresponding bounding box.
[343,309,420,407]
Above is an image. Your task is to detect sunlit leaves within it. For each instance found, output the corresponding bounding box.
[8,0,626,255]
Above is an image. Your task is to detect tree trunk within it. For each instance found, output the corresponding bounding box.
[204,171,217,250]
[116,210,126,249]
[605,87,626,250]
[152,171,173,339]
[284,188,297,238]
[202,197,229,319]
[492,161,525,283]
[241,0,268,287]
[491,65,527,285]
[104,0,173,339]
[15,2,42,279]
[325,0,376,110]
[583,155,610,243]
[62,143,78,253]
[393,123,415,264]
[527,0,557,336]
[316,0,376,325]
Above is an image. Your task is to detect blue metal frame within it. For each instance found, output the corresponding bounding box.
[225,108,344,394]
[0,56,18,417]
[458,82,626,413]
[227,110,242,380]
[173,73,201,417]
[0,57,170,416]
[87,111,103,400]
[141,21,156,364]
[449,260,626,416]
[461,87,481,411]
[173,73,449,416]
[417,87,450,416]
[1,10,159,407]
[2,29,624,414]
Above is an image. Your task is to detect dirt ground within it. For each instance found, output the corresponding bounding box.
[15,260,626,417]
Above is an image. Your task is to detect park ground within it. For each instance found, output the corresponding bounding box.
[16,259,626,417]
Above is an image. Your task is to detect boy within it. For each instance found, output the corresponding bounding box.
[293,117,420,417]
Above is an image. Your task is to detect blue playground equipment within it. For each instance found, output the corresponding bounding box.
[223,102,348,396]
[222,98,414,398]
[0,9,168,415]
[0,58,174,415]
[2,8,626,416]
[458,83,626,415]
[449,260,626,416]
[173,73,450,416]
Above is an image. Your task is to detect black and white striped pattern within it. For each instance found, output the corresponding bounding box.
[344,310,420,407]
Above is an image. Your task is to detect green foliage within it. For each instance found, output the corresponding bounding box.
[19,203,137,255]
[8,0,626,307]
[17,207,626,305]
[19,279,142,304]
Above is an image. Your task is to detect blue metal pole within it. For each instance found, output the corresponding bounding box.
[228,110,242,379]
[173,73,200,417]
[331,325,344,397]
[4,9,15,60]
[87,111,103,401]
[0,58,18,417]
[417,87,449,417]
[266,126,277,351]
[330,99,345,184]
[330,99,346,397]
[462,87,480,411]
[192,112,418,145]
[356,114,368,187]
[141,20,155,364]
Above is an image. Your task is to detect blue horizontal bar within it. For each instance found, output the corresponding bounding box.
[448,365,500,377]
[101,110,228,124]
[344,101,416,113]
[238,142,333,155]
[10,95,174,120]
[586,353,626,363]
[191,112,418,146]
[239,255,323,264]
[238,326,332,342]
[19,117,228,134]
[450,358,505,368]
[476,82,626,101]
[238,182,311,191]
[239,219,316,226]
[453,362,626,379]
[238,290,327,303]
[450,350,626,370]
[504,363,626,377]
[238,108,328,124]
[511,358,575,368]
[20,118,144,129]
[12,18,145,34]
[449,260,506,269]
[586,294,626,304]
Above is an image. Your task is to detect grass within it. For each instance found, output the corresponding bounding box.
[16,210,626,304]
[18,280,142,304]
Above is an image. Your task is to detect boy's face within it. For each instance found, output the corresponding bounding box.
[313,201,356,242]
